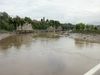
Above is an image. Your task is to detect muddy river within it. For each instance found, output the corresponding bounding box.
[0,33,100,75]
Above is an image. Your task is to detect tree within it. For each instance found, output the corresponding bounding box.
[24,17,32,23]
[75,23,85,31]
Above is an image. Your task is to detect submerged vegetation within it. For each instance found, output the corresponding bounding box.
[0,12,100,33]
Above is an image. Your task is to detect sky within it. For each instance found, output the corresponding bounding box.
[0,0,100,24]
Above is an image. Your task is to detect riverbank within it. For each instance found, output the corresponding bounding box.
[1,31,100,43]
[69,33,100,43]
[0,31,64,41]
[0,33,14,40]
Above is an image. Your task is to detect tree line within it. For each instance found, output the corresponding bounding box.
[0,12,100,33]
[0,12,62,31]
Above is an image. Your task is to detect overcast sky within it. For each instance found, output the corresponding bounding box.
[0,0,100,24]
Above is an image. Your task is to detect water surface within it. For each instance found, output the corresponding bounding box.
[0,33,100,75]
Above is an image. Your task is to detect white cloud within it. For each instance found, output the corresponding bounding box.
[0,0,100,24]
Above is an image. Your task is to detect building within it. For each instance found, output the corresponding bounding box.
[47,26,55,32]
[16,23,33,33]
[56,26,62,31]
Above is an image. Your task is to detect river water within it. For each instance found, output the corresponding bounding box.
[0,33,100,75]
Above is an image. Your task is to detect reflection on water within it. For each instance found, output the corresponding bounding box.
[0,33,100,75]
[0,33,59,50]
[74,39,94,48]
[0,34,33,50]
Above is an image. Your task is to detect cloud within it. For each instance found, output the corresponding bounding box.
[0,0,100,24]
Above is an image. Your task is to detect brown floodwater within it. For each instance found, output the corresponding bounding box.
[0,33,100,75]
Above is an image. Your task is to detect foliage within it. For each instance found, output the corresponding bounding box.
[0,11,100,33]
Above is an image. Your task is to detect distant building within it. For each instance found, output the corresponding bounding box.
[47,26,62,32]
[43,17,45,21]
[41,17,45,22]
[56,26,62,31]
[97,25,100,30]
[17,23,33,33]
[47,26,55,32]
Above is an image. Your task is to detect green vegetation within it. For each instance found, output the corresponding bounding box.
[0,12,100,33]
[0,12,62,31]
[73,23,100,34]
